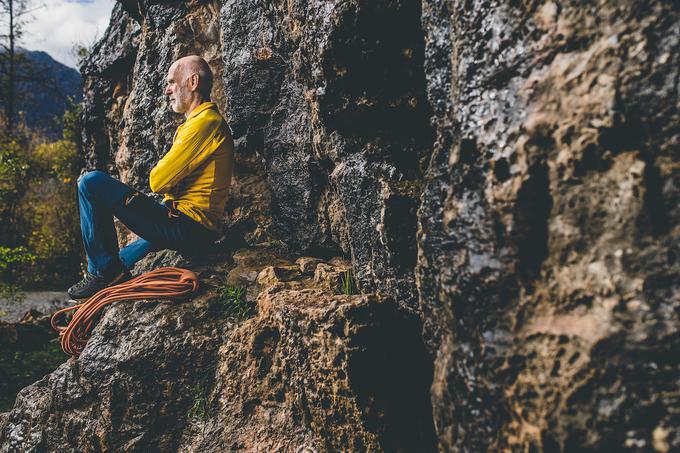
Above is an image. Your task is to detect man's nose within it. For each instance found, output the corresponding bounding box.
[164,86,172,95]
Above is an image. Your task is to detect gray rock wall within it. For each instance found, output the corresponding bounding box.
[219,0,434,314]
[419,0,680,451]
[2,0,678,452]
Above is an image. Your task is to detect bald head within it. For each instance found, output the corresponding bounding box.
[165,55,213,116]
[173,55,213,99]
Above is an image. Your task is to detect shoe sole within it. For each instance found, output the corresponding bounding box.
[68,271,132,301]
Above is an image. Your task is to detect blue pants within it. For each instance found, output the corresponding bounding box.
[77,170,218,276]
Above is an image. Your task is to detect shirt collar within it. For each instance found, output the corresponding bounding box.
[186,101,215,121]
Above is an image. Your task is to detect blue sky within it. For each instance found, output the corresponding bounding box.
[21,0,116,69]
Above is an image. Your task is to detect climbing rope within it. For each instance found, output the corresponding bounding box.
[51,267,200,357]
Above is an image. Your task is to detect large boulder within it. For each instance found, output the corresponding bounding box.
[0,251,435,452]
[418,0,680,450]
[0,293,223,452]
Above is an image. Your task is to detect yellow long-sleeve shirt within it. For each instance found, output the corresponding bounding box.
[149,102,234,233]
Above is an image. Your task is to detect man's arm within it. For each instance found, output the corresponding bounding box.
[149,116,222,194]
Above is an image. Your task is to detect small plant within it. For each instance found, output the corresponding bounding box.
[187,383,208,420]
[341,269,355,295]
[217,283,253,320]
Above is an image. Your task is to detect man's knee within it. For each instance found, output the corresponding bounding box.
[77,170,109,192]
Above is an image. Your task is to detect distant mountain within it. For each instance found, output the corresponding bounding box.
[0,49,81,139]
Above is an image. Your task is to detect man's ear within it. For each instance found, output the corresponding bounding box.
[190,73,199,92]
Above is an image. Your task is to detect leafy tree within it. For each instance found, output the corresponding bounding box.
[61,98,82,145]
[0,101,83,291]
[14,102,83,288]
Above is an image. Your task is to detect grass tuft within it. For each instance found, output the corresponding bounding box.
[187,383,208,420]
[341,269,355,295]
[216,283,253,320]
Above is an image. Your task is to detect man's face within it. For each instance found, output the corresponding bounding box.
[164,63,191,114]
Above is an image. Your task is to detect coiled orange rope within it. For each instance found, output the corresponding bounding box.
[51,267,200,357]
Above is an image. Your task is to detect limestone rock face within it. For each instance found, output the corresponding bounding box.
[219,0,434,312]
[419,1,680,451]
[2,0,679,451]
[80,3,141,179]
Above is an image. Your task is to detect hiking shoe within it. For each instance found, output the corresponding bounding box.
[68,262,132,300]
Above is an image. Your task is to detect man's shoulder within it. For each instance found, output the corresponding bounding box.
[191,106,227,131]
[194,108,226,127]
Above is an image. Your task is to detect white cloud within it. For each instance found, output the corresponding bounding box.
[20,0,116,69]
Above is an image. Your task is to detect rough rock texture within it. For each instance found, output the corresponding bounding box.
[2,0,679,451]
[0,289,223,452]
[219,0,434,312]
[0,250,435,452]
[418,1,680,451]
[178,287,435,452]
[80,3,141,179]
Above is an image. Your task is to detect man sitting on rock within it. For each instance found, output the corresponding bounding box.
[67,55,234,299]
